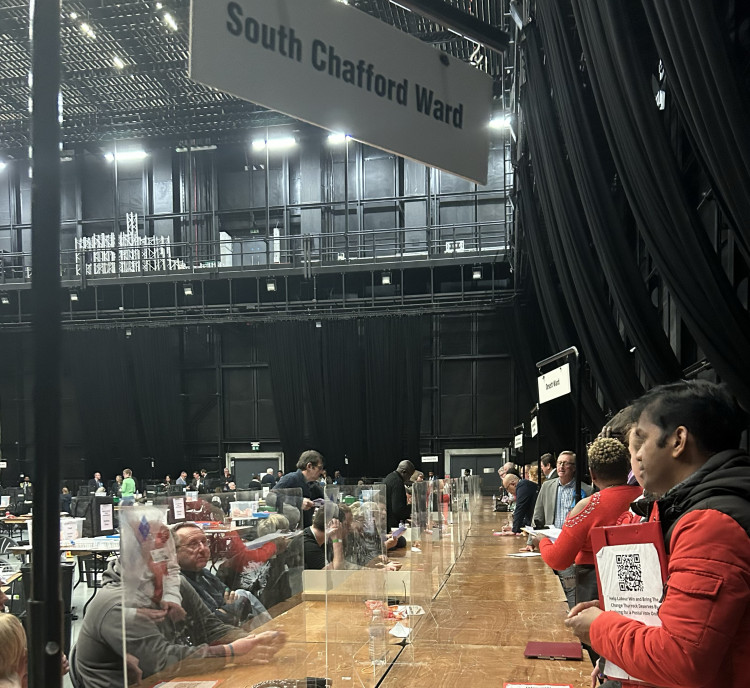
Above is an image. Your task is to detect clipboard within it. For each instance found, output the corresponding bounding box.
[590,521,667,609]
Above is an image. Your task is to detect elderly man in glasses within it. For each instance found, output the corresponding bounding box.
[529,451,592,608]
[172,522,271,629]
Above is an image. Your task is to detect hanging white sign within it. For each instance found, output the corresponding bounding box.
[514,433,523,449]
[189,0,493,183]
[537,363,572,404]
[530,416,538,438]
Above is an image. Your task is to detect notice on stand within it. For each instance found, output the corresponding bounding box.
[596,542,663,682]
[173,497,186,520]
[99,503,114,531]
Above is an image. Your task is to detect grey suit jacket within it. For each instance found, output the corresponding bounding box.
[532,477,592,528]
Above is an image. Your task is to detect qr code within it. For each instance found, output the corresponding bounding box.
[616,553,644,592]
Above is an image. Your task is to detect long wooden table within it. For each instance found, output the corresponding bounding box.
[136,500,590,687]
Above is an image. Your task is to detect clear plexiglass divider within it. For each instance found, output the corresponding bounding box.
[312,483,396,687]
[82,487,312,687]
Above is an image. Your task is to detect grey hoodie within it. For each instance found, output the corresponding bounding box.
[72,559,244,688]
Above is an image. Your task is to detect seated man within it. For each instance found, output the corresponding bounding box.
[172,522,271,629]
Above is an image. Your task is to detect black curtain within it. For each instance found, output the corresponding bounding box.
[265,316,425,478]
[66,329,184,477]
[641,0,750,264]
[521,24,644,413]
[569,0,750,411]
[534,2,683,387]
[517,158,606,434]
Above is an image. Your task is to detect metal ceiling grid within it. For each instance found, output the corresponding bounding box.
[0,0,513,150]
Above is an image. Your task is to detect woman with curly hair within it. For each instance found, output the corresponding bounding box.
[531,437,643,606]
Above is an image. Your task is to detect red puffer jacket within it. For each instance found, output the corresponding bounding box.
[591,507,750,687]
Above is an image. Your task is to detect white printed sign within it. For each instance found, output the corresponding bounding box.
[530,416,538,437]
[99,503,114,531]
[421,455,439,463]
[537,363,571,404]
[596,543,663,683]
[173,497,186,520]
[514,433,523,449]
[190,0,493,183]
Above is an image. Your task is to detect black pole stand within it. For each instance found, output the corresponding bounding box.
[535,347,582,501]
[28,0,63,686]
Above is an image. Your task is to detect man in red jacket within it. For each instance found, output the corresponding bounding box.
[565,380,750,688]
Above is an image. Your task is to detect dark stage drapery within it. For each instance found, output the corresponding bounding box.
[533,2,683,387]
[65,328,184,477]
[569,0,750,411]
[521,24,644,413]
[264,316,425,478]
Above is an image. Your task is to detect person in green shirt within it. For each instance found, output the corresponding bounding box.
[121,468,136,506]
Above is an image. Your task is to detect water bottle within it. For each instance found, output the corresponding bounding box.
[368,608,387,667]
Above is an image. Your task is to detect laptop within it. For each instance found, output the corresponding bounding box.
[524,641,582,661]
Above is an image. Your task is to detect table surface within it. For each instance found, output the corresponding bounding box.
[133,501,591,688]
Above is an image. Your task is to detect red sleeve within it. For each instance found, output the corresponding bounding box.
[539,493,599,570]
[242,541,278,564]
[590,510,750,687]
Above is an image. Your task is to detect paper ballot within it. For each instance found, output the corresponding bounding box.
[523,526,562,541]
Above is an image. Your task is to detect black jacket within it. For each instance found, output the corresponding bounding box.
[384,470,410,530]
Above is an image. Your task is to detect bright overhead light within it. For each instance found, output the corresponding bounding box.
[0,161,6,172]
[266,278,277,292]
[381,271,391,286]
[79,22,96,38]
[69,12,78,19]
[183,282,193,296]
[0,294,9,305]
[163,12,178,30]
[104,150,148,163]
[251,137,297,151]
[70,291,79,302]
[489,115,511,130]
[155,2,163,8]
[472,267,482,280]
[113,56,125,69]
[327,133,352,144]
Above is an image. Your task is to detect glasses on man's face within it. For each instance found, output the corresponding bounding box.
[179,538,209,551]
[557,461,575,468]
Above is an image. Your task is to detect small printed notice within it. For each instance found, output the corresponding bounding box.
[596,542,663,682]
[99,503,114,531]
[173,497,186,520]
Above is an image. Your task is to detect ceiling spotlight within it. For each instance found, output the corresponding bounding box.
[381,271,391,286]
[251,137,297,151]
[155,1,163,8]
[104,150,148,163]
[125,327,132,338]
[489,115,511,130]
[0,293,9,305]
[629,346,637,354]
[113,56,125,69]
[315,321,322,328]
[183,282,193,296]
[163,12,178,30]
[266,278,277,292]
[472,267,482,280]
[327,133,352,144]
[0,161,6,172]
[69,11,78,19]
[70,291,79,302]
[79,22,96,38]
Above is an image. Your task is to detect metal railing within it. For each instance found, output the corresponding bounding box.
[0,220,509,286]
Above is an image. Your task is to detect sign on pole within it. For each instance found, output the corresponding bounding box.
[530,416,538,438]
[537,363,572,404]
[190,0,493,183]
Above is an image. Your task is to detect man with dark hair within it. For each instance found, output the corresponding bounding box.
[383,460,415,530]
[540,453,557,480]
[566,380,750,688]
[88,472,105,494]
[303,505,344,570]
[500,474,539,534]
[273,450,325,528]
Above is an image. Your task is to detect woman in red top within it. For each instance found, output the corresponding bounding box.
[532,437,642,605]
